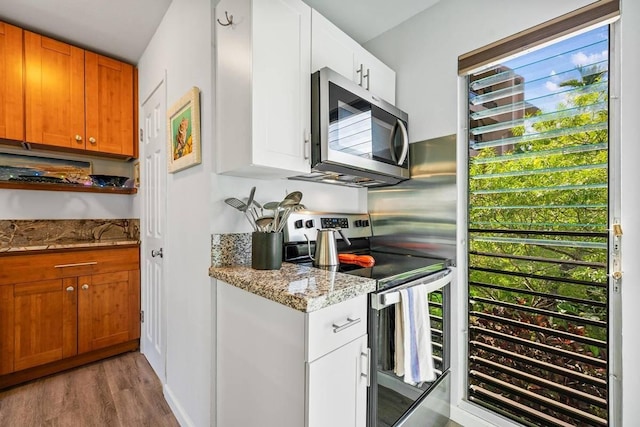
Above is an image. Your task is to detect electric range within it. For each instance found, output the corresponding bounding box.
[283,211,453,427]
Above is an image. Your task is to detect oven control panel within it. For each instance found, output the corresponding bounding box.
[283,212,372,243]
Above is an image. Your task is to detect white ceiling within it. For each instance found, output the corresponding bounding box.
[303,0,441,44]
[0,0,172,64]
[0,0,439,64]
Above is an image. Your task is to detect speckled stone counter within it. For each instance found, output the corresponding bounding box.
[0,219,139,253]
[209,263,376,312]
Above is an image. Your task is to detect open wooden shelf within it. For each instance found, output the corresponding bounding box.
[0,181,137,194]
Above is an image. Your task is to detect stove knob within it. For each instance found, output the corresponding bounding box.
[354,220,362,227]
[362,220,370,227]
[294,219,303,229]
[305,219,315,228]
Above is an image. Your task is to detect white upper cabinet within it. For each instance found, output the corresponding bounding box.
[311,9,396,104]
[215,0,311,178]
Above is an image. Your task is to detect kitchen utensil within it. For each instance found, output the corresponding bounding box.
[305,228,351,267]
[284,190,302,204]
[224,197,257,230]
[255,216,274,232]
[338,253,375,268]
[247,187,256,213]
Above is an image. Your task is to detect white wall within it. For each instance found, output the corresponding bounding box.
[365,0,594,143]
[137,1,366,426]
[137,0,214,426]
[365,0,640,425]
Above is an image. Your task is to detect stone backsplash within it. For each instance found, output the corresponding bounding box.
[0,219,139,252]
[211,233,252,267]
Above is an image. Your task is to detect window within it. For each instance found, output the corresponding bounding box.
[467,25,611,426]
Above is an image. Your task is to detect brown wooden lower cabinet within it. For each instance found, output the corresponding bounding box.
[0,246,140,388]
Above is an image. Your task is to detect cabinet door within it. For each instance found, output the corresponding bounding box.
[85,52,135,157]
[24,31,85,148]
[252,0,311,174]
[307,335,368,427]
[0,22,24,141]
[13,278,78,372]
[310,9,354,78]
[78,270,140,353]
[353,50,396,104]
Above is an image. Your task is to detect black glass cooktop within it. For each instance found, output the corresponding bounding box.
[292,250,450,291]
[336,251,449,290]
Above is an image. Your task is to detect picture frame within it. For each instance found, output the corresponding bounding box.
[167,86,201,173]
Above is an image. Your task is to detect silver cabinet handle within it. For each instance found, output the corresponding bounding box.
[361,348,371,387]
[75,134,83,142]
[82,284,89,290]
[332,317,361,333]
[356,63,364,86]
[363,68,370,90]
[66,286,75,292]
[54,261,97,268]
[151,248,163,258]
[89,137,96,144]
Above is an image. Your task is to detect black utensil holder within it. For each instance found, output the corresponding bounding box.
[251,232,283,270]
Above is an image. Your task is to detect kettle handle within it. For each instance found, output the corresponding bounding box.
[336,228,351,246]
[304,234,315,262]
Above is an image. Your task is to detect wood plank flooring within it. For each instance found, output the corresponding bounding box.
[0,351,179,427]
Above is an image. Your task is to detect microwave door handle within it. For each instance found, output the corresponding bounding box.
[388,120,399,163]
[396,119,409,166]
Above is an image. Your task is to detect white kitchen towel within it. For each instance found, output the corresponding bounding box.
[399,285,436,384]
[394,301,405,377]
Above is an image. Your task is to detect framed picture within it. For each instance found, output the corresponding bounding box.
[167,87,201,173]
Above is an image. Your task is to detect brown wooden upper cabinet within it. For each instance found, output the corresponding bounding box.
[24,31,135,158]
[0,22,24,142]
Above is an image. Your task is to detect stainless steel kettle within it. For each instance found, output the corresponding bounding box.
[305,228,351,267]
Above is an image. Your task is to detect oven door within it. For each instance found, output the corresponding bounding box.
[367,268,452,427]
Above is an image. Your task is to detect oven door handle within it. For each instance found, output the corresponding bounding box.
[371,268,452,311]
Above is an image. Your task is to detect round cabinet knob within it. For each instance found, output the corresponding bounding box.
[75,135,83,142]
[66,286,75,292]
[89,137,96,144]
[82,284,89,290]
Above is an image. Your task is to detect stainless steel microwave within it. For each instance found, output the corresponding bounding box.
[291,67,410,187]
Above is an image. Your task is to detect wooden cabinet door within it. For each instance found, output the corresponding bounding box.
[25,31,85,149]
[13,278,78,372]
[307,335,368,427]
[85,52,134,156]
[78,270,139,354]
[0,22,24,141]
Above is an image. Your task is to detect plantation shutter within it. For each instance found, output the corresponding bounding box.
[466,24,611,427]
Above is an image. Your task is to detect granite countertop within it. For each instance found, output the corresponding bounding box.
[0,239,139,253]
[209,263,376,313]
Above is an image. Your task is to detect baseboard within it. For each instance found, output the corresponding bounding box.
[164,383,197,427]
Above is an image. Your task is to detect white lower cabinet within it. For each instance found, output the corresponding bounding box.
[307,334,368,427]
[216,280,369,427]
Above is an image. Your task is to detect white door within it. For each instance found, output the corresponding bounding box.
[140,79,167,382]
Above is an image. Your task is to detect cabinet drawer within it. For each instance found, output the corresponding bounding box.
[0,246,139,285]
[306,295,366,362]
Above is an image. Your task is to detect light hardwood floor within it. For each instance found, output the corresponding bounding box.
[0,351,179,427]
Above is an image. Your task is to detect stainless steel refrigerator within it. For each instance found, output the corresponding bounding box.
[367,134,457,427]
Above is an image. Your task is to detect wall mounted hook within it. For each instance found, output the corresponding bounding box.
[217,11,233,26]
